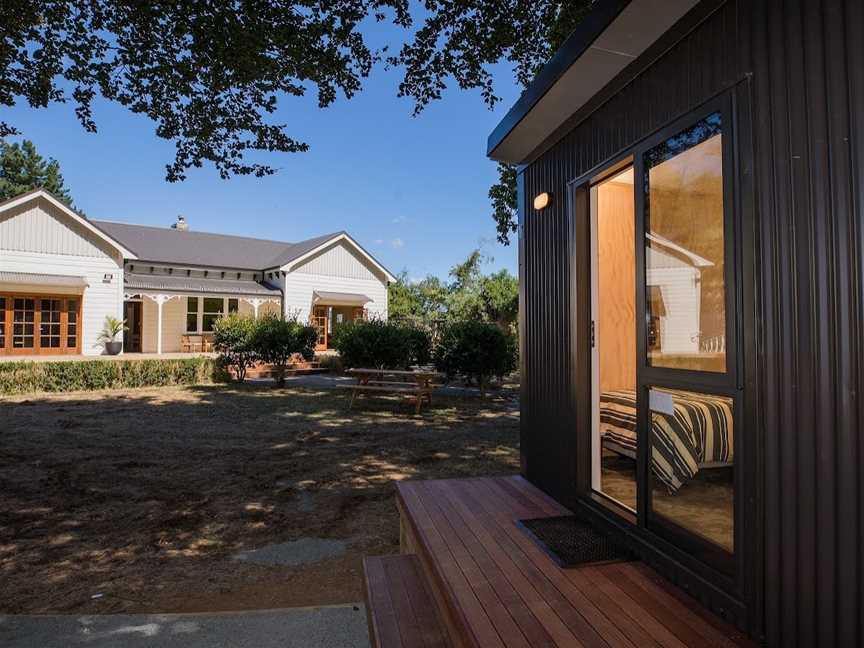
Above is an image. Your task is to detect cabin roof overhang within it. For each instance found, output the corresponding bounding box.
[486,0,700,166]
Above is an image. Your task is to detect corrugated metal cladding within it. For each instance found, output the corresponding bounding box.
[518,1,862,646]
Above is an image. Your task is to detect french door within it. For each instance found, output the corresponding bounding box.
[312,306,329,350]
[0,294,81,355]
[587,94,740,576]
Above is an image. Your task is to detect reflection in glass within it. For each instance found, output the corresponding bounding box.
[40,299,62,348]
[202,297,224,332]
[591,166,638,512]
[13,298,35,348]
[645,113,726,372]
[186,297,199,332]
[649,387,734,552]
[67,299,78,348]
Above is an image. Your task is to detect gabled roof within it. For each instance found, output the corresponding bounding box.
[273,231,398,283]
[93,219,300,269]
[266,231,346,268]
[1,188,395,280]
[0,188,138,259]
[91,219,396,281]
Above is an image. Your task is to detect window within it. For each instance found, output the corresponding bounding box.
[648,387,734,553]
[40,299,62,348]
[644,112,726,372]
[228,298,239,314]
[186,297,199,332]
[12,298,35,348]
[639,107,737,568]
[202,297,224,332]
[0,297,5,348]
[66,299,78,349]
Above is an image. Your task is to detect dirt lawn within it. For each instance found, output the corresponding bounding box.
[0,384,519,614]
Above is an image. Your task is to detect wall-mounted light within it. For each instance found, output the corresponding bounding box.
[533,192,552,210]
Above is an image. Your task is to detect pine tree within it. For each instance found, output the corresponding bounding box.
[0,140,73,204]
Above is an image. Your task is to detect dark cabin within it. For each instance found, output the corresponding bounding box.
[484,1,863,646]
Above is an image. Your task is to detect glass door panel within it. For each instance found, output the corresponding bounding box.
[590,165,638,512]
[645,112,726,373]
[639,104,737,569]
[647,386,734,553]
[13,298,35,349]
[0,297,5,349]
[40,299,62,348]
[66,299,78,349]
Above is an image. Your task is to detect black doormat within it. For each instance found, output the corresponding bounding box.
[518,515,632,568]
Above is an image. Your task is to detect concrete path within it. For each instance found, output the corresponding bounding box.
[0,604,370,648]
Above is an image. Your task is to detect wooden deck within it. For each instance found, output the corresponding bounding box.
[374,476,756,648]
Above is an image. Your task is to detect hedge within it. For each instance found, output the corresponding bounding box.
[433,321,517,391]
[330,319,431,370]
[0,357,223,395]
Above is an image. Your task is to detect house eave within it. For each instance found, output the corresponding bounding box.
[486,0,699,165]
[281,233,397,284]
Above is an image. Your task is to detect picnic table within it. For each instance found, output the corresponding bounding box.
[340,368,444,414]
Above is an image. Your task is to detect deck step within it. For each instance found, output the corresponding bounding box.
[363,554,452,648]
[242,362,328,378]
[391,477,757,648]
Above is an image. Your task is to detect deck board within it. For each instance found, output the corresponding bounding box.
[397,476,756,648]
[364,554,451,648]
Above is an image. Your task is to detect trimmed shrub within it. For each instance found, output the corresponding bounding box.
[0,357,221,396]
[405,326,433,366]
[212,313,259,381]
[330,319,430,369]
[252,315,318,386]
[316,353,343,373]
[432,321,517,392]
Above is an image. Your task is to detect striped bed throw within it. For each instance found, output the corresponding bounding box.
[599,389,733,492]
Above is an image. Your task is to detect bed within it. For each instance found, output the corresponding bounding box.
[599,389,733,492]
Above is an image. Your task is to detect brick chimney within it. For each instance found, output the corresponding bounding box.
[171,215,189,231]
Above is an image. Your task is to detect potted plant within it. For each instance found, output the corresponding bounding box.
[99,316,127,355]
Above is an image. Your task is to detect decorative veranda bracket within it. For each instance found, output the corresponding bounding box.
[136,293,182,354]
[238,296,281,318]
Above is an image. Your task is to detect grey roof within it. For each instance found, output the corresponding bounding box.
[125,272,281,296]
[267,232,344,268]
[0,271,89,287]
[91,219,344,270]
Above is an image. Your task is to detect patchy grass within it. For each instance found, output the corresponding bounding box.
[0,384,518,613]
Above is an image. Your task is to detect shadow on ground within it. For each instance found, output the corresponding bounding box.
[0,384,519,614]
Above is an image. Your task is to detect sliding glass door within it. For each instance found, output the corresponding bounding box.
[640,105,737,569]
[590,163,638,513]
[589,95,739,575]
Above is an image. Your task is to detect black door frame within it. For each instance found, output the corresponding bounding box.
[566,83,763,633]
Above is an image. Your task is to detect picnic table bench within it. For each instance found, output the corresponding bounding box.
[339,368,444,414]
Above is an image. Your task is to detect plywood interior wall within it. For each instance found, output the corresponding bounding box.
[649,134,726,345]
[597,180,636,393]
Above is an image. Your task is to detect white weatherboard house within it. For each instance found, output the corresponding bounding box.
[0,189,395,357]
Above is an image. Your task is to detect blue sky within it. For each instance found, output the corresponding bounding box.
[2,21,522,282]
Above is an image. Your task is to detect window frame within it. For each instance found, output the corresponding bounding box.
[201,297,226,333]
[634,94,741,577]
[0,292,82,355]
[568,92,745,587]
[186,297,200,333]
